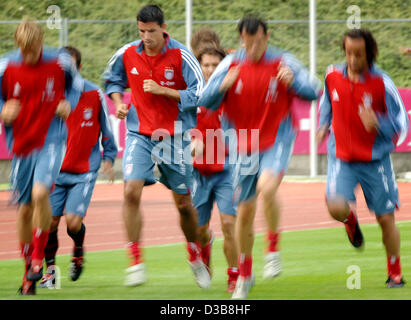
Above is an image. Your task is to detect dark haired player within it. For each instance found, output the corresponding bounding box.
[317,28,408,288]
[199,15,320,298]
[103,4,210,289]
[191,40,240,293]
[39,46,117,288]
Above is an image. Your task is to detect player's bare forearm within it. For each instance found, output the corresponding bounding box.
[110,92,124,107]
[55,99,71,120]
[110,92,128,119]
[277,62,294,88]
[219,66,240,93]
[102,160,115,183]
[316,125,329,144]
[359,105,379,133]
[1,99,21,125]
[159,86,180,102]
[143,79,180,101]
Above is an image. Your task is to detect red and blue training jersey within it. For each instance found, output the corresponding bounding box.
[103,33,204,136]
[192,106,227,176]
[61,79,118,174]
[198,47,320,154]
[318,63,409,162]
[0,47,82,157]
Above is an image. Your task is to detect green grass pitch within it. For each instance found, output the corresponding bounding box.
[1,222,411,300]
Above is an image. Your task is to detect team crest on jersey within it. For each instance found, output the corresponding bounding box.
[83,108,93,120]
[362,93,373,108]
[164,67,174,80]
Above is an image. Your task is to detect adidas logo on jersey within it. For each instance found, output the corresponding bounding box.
[130,67,139,75]
[332,89,339,102]
[176,183,187,190]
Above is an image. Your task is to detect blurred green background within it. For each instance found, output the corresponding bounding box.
[0,0,410,87]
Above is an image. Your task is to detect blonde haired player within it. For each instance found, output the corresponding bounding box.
[0,19,81,295]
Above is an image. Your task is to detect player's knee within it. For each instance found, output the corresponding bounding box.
[257,175,280,201]
[174,195,194,216]
[124,182,143,205]
[377,213,395,231]
[326,198,350,222]
[197,225,209,243]
[31,184,49,203]
[221,216,235,238]
[66,216,82,233]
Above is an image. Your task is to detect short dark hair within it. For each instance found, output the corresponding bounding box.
[137,4,164,26]
[237,15,267,35]
[342,28,378,66]
[63,45,81,69]
[197,46,226,64]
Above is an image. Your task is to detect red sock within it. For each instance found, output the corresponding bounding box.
[238,254,252,278]
[187,242,201,262]
[227,267,239,282]
[387,256,402,278]
[127,242,143,265]
[344,210,357,226]
[267,230,280,253]
[20,242,33,268]
[31,228,49,262]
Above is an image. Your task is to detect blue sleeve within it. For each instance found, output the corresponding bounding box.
[282,52,321,101]
[377,74,409,146]
[57,49,82,111]
[318,76,332,129]
[198,54,234,111]
[98,89,118,163]
[102,46,129,97]
[178,48,204,111]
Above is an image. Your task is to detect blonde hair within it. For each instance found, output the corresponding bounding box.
[14,18,44,51]
[190,28,222,60]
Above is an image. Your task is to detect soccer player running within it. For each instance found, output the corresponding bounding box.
[190,30,239,293]
[0,20,81,295]
[199,16,320,299]
[39,46,118,288]
[317,29,408,288]
[103,4,210,288]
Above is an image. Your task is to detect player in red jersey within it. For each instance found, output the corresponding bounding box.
[317,29,408,288]
[39,46,117,288]
[0,20,81,295]
[190,32,239,292]
[104,4,210,289]
[199,15,320,298]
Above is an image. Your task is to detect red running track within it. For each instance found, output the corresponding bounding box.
[1,181,411,260]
